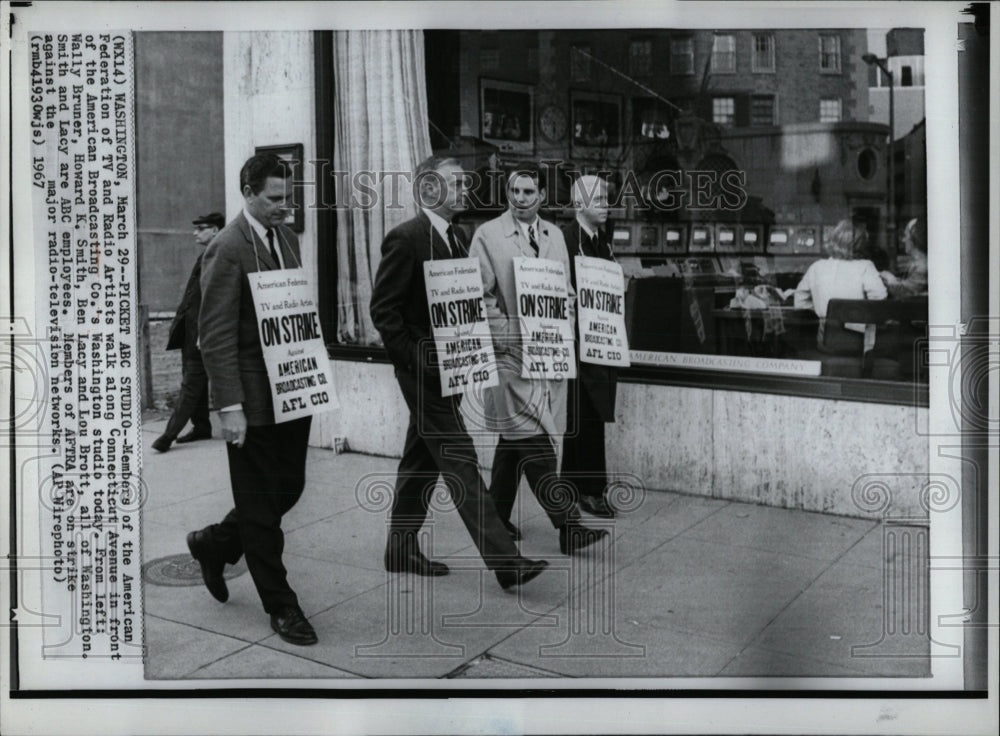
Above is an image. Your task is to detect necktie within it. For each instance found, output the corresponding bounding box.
[528,224,539,256]
[446,225,462,257]
[592,231,609,258]
[266,228,280,267]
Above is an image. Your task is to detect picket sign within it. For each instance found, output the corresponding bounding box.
[248,268,338,422]
[575,255,630,367]
[423,257,499,397]
[513,257,576,380]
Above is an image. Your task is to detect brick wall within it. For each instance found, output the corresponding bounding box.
[453,28,871,153]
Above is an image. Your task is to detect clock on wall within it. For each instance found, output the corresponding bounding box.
[538,105,568,143]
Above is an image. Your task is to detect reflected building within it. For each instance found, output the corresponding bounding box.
[425,29,917,263]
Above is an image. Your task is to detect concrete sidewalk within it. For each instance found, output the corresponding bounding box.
[139,413,930,682]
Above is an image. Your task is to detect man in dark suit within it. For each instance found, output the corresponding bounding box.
[185,153,317,645]
[152,212,224,453]
[369,155,548,590]
[561,175,618,518]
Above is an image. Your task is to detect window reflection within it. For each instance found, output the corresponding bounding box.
[411,28,927,385]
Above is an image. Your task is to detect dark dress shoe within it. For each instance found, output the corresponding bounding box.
[186,530,228,602]
[384,537,450,577]
[151,435,172,453]
[559,522,609,555]
[499,517,522,541]
[495,558,548,590]
[579,494,616,518]
[270,605,318,645]
[176,428,212,444]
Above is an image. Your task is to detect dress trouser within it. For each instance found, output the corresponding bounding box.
[390,368,520,567]
[561,378,608,499]
[489,434,575,528]
[163,350,211,440]
[206,416,312,613]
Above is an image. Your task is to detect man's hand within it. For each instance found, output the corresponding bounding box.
[220,408,247,448]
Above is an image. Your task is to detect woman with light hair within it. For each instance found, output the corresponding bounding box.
[794,219,887,318]
[880,217,928,297]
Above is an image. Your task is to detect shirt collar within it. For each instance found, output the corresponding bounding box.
[514,217,540,241]
[422,208,451,244]
[243,207,284,267]
[243,207,270,241]
[575,216,597,241]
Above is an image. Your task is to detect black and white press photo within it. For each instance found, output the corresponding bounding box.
[2,2,995,735]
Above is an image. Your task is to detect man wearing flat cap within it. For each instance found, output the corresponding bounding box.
[153,211,225,452]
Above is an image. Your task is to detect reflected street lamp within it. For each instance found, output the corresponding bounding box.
[862,52,895,254]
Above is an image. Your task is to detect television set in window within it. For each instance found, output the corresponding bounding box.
[742,225,764,252]
[716,224,739,252]
[767,227,794,254]
[663,225,687,254]
[610,224,636,254]
[793,226,820,254]
[689,224,714,252]
[638,224,662,255]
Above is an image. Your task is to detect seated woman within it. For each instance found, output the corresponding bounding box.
[794,219,888,320]
[881,217,928,298]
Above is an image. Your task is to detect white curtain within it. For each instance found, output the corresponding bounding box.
[333,30,432,344]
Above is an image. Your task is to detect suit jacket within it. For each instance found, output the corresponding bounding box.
[199,211,302,426]
[561,221,619,422]
[166,252,205,356]
[469,211,574,439]
[370,212,469,397]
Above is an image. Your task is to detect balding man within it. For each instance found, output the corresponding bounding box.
[369,155,548,591]
[561,176,618,518]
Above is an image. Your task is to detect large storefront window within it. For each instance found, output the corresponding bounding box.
[321,28,928,399]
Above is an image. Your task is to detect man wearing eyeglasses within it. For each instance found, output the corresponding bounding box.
[152,211,225,453]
